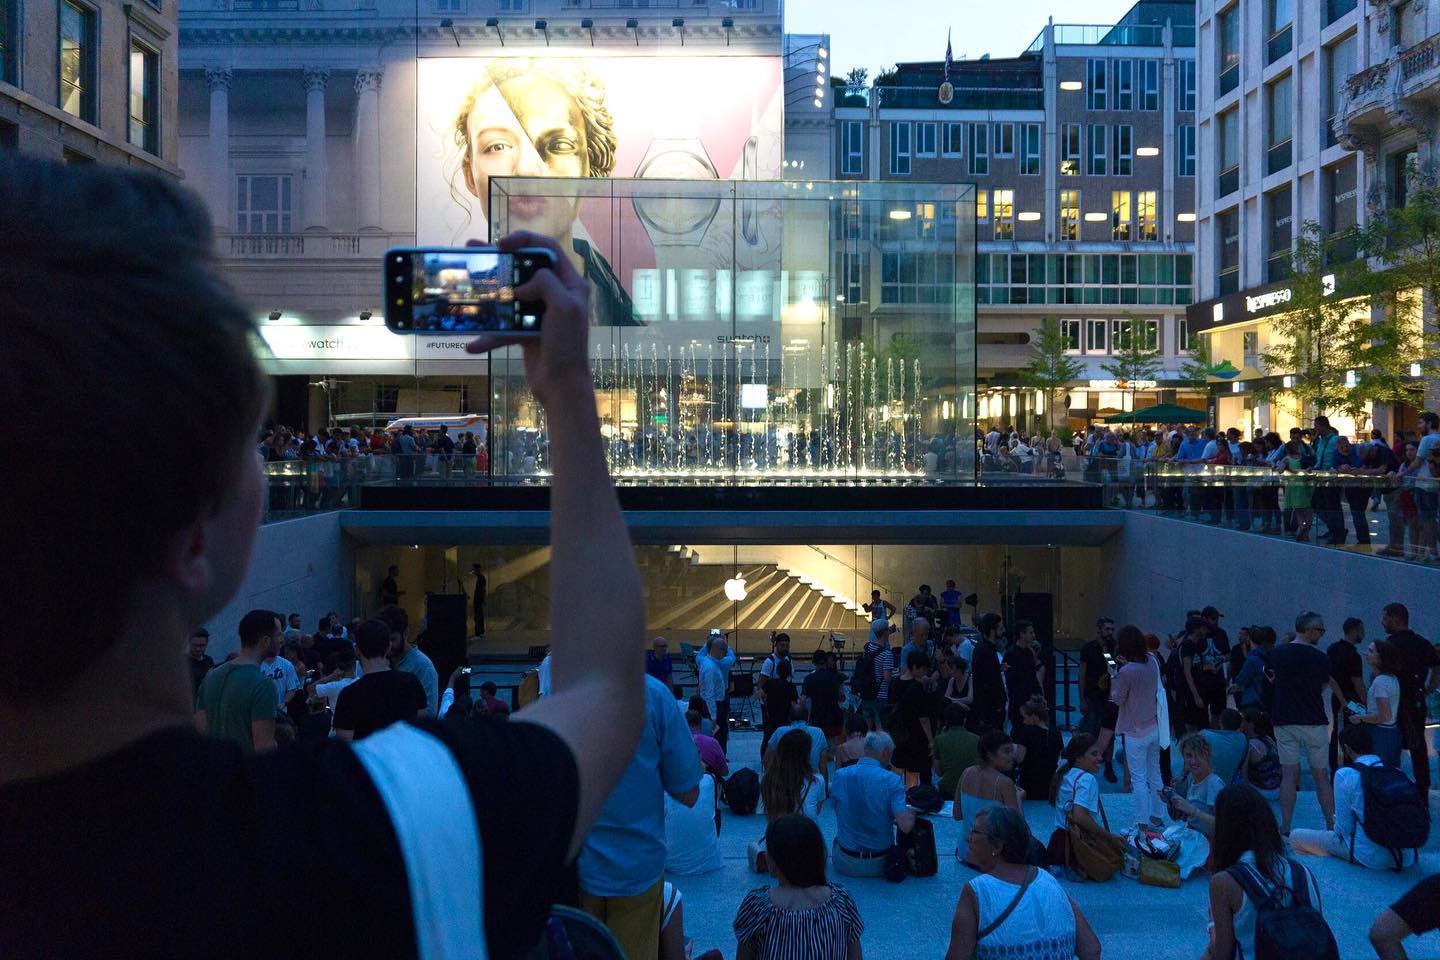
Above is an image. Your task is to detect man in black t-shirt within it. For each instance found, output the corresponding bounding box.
[187,627,215,697]
[1003,620,1043,732]
[379,565,402,608]
[1326,617,1366,770]
[967,613,1007,734]
[1382,601,1439,794]
[801,651,846,741]
[333,620,428,741]
[1270,612,1348,834]
[0,167,645,960]
[1077,618,1114,738]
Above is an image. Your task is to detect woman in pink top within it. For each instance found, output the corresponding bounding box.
[1111,625,1164,827]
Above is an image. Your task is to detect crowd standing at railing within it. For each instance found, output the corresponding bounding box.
[976,409,1440,561]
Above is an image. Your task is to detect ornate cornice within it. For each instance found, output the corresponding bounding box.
[178,19,780,48]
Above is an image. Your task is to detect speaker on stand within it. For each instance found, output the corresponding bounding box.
[423,593,468,693]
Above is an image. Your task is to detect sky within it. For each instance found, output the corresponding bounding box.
[785,0,1143,76]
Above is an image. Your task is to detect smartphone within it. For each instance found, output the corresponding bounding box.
[385,246,554,334]
[460,666,473,676]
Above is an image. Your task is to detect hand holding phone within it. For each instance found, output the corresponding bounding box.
[385,245,555,334]
[462,232,596,410]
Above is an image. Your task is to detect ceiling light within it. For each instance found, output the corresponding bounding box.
[1084,212,1107,222]
[1136,146,1159,156]
[1177,212,1197,222]
[888,209,913,220]
[1018,211,1041,221]
[819,47,828,58]
[1060,80,1083,91]
[813,98,823,108]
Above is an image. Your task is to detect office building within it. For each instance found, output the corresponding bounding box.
[832,0,1202,430]
[0,0,177,171]
[1189,0,1437,435]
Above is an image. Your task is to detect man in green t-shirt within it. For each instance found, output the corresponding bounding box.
[195,610,281,754]
[934,703,979,797]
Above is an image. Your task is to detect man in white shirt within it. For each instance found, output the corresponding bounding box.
[257,613,302,705]
[695,630,736,752]
[1289,723,1421,871]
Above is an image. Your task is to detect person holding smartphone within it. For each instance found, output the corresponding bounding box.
[0,154,647,960]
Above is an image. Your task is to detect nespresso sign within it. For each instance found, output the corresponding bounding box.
[1188,274,1339,332]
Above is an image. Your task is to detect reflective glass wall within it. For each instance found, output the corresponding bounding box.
[488,178,977,485]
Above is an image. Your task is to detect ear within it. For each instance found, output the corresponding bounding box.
[462,159,477,199]
[166,521,211,596]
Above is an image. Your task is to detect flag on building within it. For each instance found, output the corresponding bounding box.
[944,29,953,82]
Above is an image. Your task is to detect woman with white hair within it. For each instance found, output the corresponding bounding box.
[945,807,1100,960]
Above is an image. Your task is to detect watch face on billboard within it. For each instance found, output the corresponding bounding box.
[416,56,784,246]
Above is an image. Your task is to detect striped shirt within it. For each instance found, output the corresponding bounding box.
[733,884,863,960]
[864,640,895,703]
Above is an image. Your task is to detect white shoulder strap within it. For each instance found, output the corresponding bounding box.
[352,724,488,960]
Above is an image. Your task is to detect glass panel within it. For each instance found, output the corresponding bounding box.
[487,178,977,485]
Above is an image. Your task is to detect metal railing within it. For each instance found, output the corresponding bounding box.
[869,85,1044,111]
[1084,456,1440,565]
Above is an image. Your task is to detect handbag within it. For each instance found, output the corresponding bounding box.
[1067,796,1126,882]
[1138,856,1181,888]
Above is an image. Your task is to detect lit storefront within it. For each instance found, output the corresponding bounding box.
[1187,276,1426,437]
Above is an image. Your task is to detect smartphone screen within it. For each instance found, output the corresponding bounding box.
[387,248,542,334]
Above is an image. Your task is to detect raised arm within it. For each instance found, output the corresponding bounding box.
[470,232,647,860]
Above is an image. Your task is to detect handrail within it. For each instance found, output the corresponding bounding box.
[804,545,889,602]
[1400,35,1440,80]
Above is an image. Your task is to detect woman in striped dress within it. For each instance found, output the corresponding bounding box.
[733,815,863,960]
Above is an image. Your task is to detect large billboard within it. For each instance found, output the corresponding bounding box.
[416,55,785,245]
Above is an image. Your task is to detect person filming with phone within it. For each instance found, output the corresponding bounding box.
[0,154,648,960]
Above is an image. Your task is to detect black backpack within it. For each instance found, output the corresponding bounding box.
[721,768,760,816]
[851,648,880,701]
[905,783,943,814]
[900,816,938,877]
[1226,858,1339,960]
[1355,763,1429,870]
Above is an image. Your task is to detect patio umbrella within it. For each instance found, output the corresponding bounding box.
[1124,402,1207,424]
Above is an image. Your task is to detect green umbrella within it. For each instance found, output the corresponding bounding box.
[1123,402,1208,424]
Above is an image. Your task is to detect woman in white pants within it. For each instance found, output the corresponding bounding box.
[1112,625,1165,827]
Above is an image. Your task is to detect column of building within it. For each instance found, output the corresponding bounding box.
[302,67,330,232]
[355,69,383,232]
[205,66,232,231]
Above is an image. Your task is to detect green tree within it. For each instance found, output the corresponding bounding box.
[1019,316,1085,431]
[1356,187,1440,385]
[1258,221,1410,423]
[1177,334,1215,389]
[844,67,869,99]
[1100,314,1164,414]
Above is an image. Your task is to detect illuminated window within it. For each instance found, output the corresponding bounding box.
[128,40,159,154]
[1060,189,1081,240]
[993,189,1015,240]
[1111,191,1132,241]
[59,0,97,122]
[976,189,988,222]
[1137,191,1158,241]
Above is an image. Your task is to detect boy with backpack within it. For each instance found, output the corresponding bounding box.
[1290,724,1428,872]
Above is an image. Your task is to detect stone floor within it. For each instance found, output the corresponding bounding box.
[672,730,1440,960]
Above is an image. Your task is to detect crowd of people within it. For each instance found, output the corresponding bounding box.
[979,415,1440,559]
[5,157,1438,960]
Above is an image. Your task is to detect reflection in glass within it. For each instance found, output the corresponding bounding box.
[487,178,977,485]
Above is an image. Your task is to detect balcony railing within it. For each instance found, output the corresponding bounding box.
[1337,60,1393,134]
[227,232,388,258]
[1399,34,1440,81]
[871,85,1044,111]
[1028,22,1190,50]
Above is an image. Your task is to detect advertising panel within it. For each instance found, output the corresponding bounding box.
[416,55,785,245]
